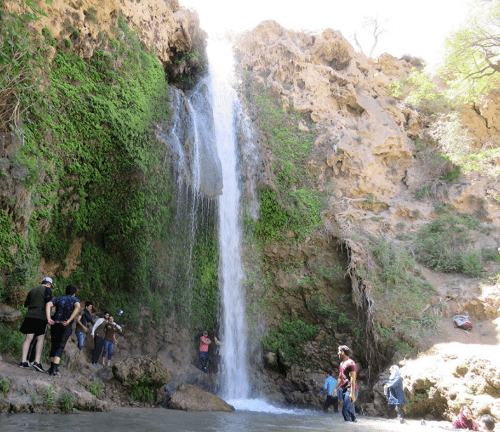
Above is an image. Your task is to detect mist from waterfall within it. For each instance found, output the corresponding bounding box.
[208,39,251,400]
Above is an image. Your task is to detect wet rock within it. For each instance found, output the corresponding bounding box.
[169,383,235,412]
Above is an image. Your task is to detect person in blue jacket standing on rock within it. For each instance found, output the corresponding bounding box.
[383,364,407,423]
[321,369,339,413]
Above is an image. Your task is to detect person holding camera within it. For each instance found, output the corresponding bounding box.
[101,314,121,367]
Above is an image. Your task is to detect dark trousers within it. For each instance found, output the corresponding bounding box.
[50,324,72,358]
[92,336,105,364]
[323,395,339,413]
[28,337,37,363]
[396,404,404,418]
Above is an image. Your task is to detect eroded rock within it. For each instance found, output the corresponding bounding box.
[169,383,235,411]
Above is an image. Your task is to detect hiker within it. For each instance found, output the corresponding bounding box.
[199,331,211,373]
[453,406,479,430]
[91,311,122,366]
[46,284,81,376]
[101,315,121,367]
[320,369,339,413]
[75,301,94,350]
[214,335,224,373]
[481,415,495,431]
[383,365,407,423]
[332,345,358,422]
[19,277,53,372]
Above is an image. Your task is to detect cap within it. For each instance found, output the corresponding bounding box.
[42,277,53,284]
[203,330,208,334]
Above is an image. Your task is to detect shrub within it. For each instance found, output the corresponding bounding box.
[262,316,318,365]
[130,376,156,402]
[415,213,484,276]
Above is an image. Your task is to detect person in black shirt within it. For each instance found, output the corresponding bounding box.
[75,301,94,350]
[45,284,80,376]
[19,277,53,372]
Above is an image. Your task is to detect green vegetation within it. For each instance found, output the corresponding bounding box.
[0,377,9,397]
[415,213,492,277]
[245,78,324,243]
[241,71,363,371]
[87,381,103,398]
[262,316,318,365]
[369,236,439,353]
[0,324,25,356]
[43,385,57,410]
[390,0,500,178]
[59,393,75,410]
[129,375,156,402]
[0,0,219,354]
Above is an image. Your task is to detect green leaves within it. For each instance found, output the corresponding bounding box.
[262,316,318,364]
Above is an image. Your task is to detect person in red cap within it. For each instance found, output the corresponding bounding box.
[199,331,211,373]
[19,277,53,372]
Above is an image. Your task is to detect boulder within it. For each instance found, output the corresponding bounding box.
[169,383,235,412]
[112,354,171,388]
[0,303,21,322]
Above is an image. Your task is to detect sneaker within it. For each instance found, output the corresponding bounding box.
[32,362,46,373]
[92,363,98,367]
[48,368,59,376]
[19,362,30,368]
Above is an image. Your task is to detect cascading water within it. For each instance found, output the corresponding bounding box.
[158,77,222,327]
[208,39,251,400]
[161,34,292,413]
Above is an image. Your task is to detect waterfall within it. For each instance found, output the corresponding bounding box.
[157,77,222,327]
[160,36,271,408]
[208,39,251,399]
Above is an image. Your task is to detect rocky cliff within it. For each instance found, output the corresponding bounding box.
[235,20,500,420]
[1,0,499,422]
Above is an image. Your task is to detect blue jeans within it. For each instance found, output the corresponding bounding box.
[340,388,358,422]
[102,340,114,360]
[200,351,208,371]
[76,332,86,350]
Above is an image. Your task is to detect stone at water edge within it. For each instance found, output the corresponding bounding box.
[169,383,235,412]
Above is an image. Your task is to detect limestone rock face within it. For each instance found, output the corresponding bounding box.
[237,20,415,200]
[4,0,206,74]
[236,19,500,420]
[113,354,171,387]
[169,383,235,412]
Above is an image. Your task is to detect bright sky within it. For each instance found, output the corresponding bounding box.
[179,0,473,67]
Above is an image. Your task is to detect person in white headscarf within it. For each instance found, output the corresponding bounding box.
[383,365,407,423]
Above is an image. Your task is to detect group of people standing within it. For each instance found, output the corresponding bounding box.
[320,349,495,430]
[18,277,122,376]
[321,346,404,424]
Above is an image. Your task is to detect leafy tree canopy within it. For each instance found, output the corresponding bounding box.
[441,0,500,103]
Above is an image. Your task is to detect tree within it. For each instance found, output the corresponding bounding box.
[352,16,387,58]
[442,0,500,102]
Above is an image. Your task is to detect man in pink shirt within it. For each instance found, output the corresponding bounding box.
[200,331,211,373]
[332,345,358,422]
